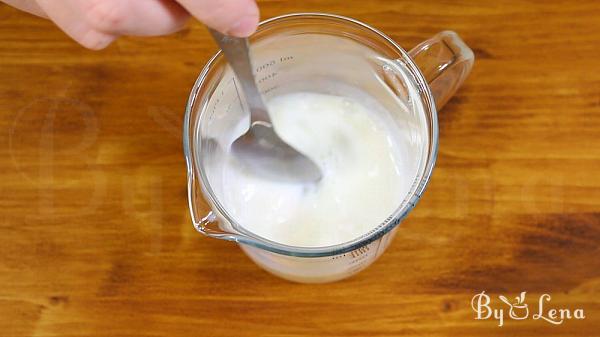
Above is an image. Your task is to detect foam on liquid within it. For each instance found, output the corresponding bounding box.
[222,92,411,247]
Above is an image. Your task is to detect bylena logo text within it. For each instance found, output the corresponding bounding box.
[471,291,585,327]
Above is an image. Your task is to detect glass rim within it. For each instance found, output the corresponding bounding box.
[183,12,439,257]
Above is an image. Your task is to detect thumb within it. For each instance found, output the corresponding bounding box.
[175,0,259,37]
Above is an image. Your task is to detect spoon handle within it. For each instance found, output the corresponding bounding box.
[208,28,271,125]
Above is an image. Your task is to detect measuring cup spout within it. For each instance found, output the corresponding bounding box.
[192,209,246,239]
[194,211,218,234]
[187,169,242,240]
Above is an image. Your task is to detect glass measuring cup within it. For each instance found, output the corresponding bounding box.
[184,13,474,283]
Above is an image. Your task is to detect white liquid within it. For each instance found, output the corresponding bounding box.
[222,92,411,247]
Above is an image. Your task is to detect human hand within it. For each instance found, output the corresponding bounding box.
[2,0,259,49]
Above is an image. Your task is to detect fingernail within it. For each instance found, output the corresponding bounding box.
[227,14,259,37]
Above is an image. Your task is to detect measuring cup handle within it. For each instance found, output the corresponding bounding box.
[408,31,474,109]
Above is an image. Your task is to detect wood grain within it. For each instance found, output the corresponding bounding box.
[1,1,599,336]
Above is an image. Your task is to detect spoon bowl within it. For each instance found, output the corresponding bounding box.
[231,121,322,182]
[208,28,322,183]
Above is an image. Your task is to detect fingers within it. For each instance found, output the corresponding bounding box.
[81,0,190,36]
[1,0,47,18]
[36,0,190,50]
[5,0,260,50]
[175,0,259,37]
[36,0,115,49]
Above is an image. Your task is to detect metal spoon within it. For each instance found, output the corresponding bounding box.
[208,28,322,182]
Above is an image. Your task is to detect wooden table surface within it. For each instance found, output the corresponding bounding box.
[1,1,599,336]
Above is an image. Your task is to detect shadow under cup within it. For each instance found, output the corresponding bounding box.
[184,13,439,283]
